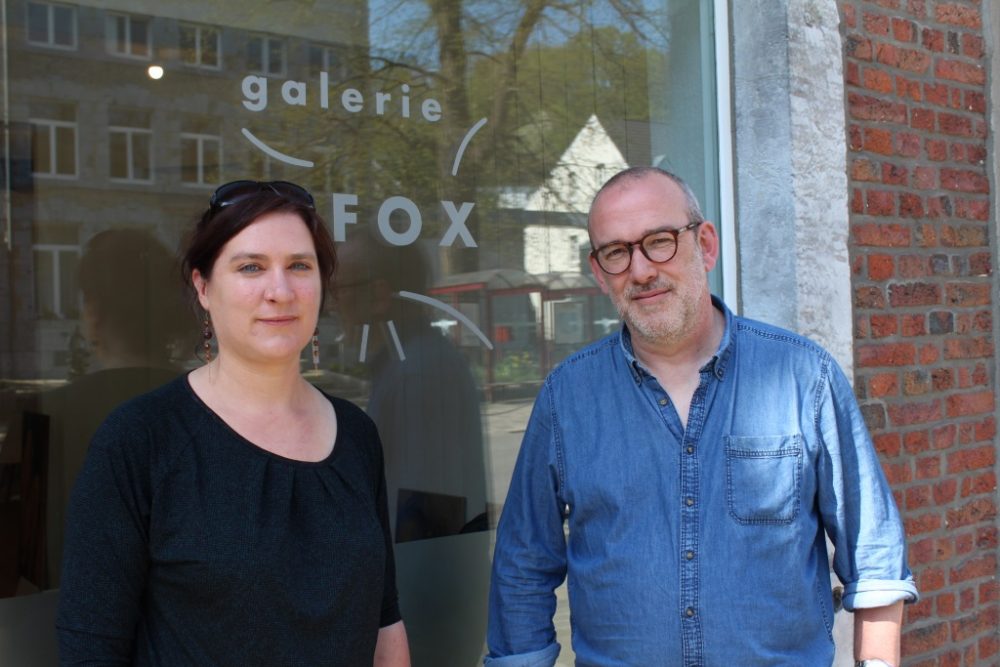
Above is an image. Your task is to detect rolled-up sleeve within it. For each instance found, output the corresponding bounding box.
[486,383,566,665]
[816,358,919,611]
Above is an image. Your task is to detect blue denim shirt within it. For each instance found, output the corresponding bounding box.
[486,299,917,667]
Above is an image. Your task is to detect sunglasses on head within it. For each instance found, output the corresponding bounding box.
[209,180,316,212]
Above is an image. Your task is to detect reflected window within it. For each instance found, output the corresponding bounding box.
[109,126,153,183]
[33,244,80,319]
[30,117,77,178]
[27,1,76,50]
[180,23,221,70]
[106,13,151,60]
[309,44,343,79]
[180,132,220,185]
[248,34,285,76]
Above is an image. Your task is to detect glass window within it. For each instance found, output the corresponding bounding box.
[247,34,285,75]
[30,117,77,178]
[106,13,151,60]
[180,23,221,69]
[26,1,76,49]
[0,3,723,664]
[179,132,220,185]
[109,126,153,182]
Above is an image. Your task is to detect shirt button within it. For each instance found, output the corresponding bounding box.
[685,550,695,560]
[686,445,694,454]
[685,607,695,617]
[659,398,668,406]
[685,497,695,507]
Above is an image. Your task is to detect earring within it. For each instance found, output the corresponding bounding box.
[202,315,214,363]
[311,328,320,370]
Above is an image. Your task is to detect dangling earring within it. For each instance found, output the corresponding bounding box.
[311,328,320,370]
[202,315,214,363]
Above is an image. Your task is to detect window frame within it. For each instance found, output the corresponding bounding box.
[179,22,222,70]
[247,34,286,76]
[26,1,77,50]
[179,132,221,187]
[108,125,154,183]
[30,117,78,179]
[105,12,152,60]
[32,242,81,319]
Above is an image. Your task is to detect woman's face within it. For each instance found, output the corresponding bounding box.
[192,211,322,368]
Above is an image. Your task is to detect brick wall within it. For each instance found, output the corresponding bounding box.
[840,0,998,664]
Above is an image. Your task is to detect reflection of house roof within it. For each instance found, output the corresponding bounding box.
[523,114,629,215]
[431,268,543,294]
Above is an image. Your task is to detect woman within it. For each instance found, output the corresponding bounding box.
[56,180,410,666]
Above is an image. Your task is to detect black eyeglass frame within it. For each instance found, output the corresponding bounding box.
[590,220,703,275]
[209,180,316,212]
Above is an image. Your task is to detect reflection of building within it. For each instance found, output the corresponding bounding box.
[1,0,368,379]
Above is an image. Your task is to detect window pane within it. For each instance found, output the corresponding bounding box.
[59,251,80,318]
[31,123,51,173]
[202,30,219,67]
[267,39,283,75]
[133,133,151,180]
[55,124,75,175]
[179,25,197,63]
[180,137,197,182]
[109,131,127,178]
[202,139,220,184]
[52,6,74,47]
[247,37,262,71]
[33,250,55,317]
[131,19,149,57]
[27,3,48,43]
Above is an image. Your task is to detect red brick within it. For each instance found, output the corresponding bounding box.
[887,399,942,426]
[936,59,986,85]
[937,592,957,616]
[924,81,949,105]
[909,107,935,130]
[980,633,999,659]
[962,471,997,497]
[858,342,916,367]
[964,90,986,114]
[918,343,940,365]
[902,621,949,654]
[968,252,991,276]
[855,286,887,309]
[852,158,880,181]
[944,337,993,360]
[922,27,944,51]
[951,607,1000,643]
[940,168,989,193]
[955,199,989,221]
[907,512,943,535]
[932,424,957,449]
[901,314,925,336]
[906,0,925,19]
[863,12,891,36]
[925,138,948,160]
[946,282,991,306]
[947,498,998,528]
[853,223,910,246]
[931,367,954,390]
[914,453,939,477]
[935,479,958,504]
[843,3,856,28]
[846,34,873,60]
[897,48,931,73]
[888,282,940,307]
[898,193,923,217]
[947,444,996,471]
[912,166,936,189]
[891,17,914,41]
[938,112,973,137]
[866,253,894,280]
[935,3,982,29]
[867,190,895,215]
[869,373,899,397]
[864,127,894,155]
[881,163,908,185]
[941,223,988,247]
[870,313,898,337]
[906,485,933,511]
[896,132,920,157]
[903,370,931,395]
[863,67,894,93]
[882,459,913,484]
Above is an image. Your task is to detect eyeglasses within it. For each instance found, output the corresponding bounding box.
[590,220,702,275]
[209,180,316,212]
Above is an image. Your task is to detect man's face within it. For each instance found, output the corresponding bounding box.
[587,174,719,346]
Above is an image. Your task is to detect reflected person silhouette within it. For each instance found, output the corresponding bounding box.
[0,229,186,666]
[38,228,187,587]
[337,230,489,667]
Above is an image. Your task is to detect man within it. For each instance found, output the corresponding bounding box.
[486,167,917,667]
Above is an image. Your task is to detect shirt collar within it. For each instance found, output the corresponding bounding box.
[617,294,734,385]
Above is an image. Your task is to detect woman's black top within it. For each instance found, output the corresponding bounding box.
[56,374,401,666]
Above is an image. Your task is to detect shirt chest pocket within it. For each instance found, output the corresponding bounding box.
[724,434,803,525]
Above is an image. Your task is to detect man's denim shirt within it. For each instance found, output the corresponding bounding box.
[486,299,917,667]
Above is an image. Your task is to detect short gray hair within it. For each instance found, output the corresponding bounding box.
[588,166,704,228]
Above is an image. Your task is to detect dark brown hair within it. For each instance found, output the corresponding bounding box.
[181,186,337,309]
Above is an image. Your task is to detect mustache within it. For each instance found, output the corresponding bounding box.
[623,279,673,300]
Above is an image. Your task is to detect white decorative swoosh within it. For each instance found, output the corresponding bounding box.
[241,129,314,167]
